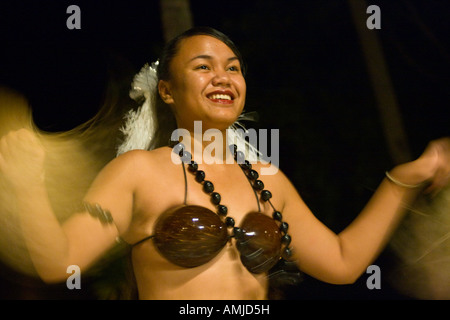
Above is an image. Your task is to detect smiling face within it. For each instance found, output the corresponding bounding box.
[158,35,247,131]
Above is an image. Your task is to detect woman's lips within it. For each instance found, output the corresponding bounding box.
[206,91,235,104]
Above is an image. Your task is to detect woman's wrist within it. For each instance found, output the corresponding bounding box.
[387,156,436,189]
[385,171,424,189]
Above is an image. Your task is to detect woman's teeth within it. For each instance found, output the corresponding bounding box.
[209,94,232,100]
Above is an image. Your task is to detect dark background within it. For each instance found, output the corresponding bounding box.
[0,0,449,299]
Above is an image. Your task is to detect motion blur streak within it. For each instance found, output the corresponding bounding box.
[390,185,450,299]
[0,87,123,276]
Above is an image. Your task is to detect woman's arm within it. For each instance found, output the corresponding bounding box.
[279,138,450,284]
[0,129,137,282]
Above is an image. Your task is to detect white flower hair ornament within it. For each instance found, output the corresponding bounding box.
[116,61,159,156]
[117,61,261,161]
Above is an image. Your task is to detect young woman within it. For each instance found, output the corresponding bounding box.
[0,27,449,299]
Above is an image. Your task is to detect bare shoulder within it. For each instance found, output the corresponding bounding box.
[85,147,173,197]
[114,147,168,166]
[109,147,174,176]
[251,160,292,189]
[250,160,297,207]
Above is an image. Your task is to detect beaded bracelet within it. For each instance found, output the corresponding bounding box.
[82,202,114,224]
[385,171,424,189]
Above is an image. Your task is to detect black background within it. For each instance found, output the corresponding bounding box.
[0,0,449,299]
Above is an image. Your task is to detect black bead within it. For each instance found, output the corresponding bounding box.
[217,205,228,216]
[211,192,221,205]
[235,150,245,164]
[226,217,235,228]
[243,160,252,170]
[253,179,264,190]
[283,247,293,259]
[233,227,244,240]
[188,161,198,172]
[172,143,186,159]
[203,180,214,193]
[239,160,252,171]
[195,170,205,182]
[180,151,192,163]
[281,234,292,246]
[272,211,283,221]
[172,142,185,155]
[280,221,289,233]
[261,190,272,201]
[247,169,259,180]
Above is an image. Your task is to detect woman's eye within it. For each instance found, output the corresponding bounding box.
[228,66,240,72]
[195,65,210,70]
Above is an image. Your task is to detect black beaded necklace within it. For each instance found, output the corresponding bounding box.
[172,142,293,273]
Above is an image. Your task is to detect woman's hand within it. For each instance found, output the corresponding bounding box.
[0,128,46,191]
[387,138,450,194]
[418,137,450,193]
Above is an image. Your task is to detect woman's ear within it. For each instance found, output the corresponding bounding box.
[158,80,174,105]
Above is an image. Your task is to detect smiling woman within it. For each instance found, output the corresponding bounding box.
[0,26,449,300]
[157,32,247,133]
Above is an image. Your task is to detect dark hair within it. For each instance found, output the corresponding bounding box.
[156,26,247,81]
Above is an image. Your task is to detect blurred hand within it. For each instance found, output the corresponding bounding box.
[0,129,46,190]
[418,137,450,193]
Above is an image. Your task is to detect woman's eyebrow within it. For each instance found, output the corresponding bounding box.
[189,55,239,63]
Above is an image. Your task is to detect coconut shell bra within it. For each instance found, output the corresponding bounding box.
[132,144,294,274]
[86,144,293,274]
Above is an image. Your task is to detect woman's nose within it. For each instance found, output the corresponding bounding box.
[211,69,231,87]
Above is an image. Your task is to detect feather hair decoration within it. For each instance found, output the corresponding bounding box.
[227,111,261,162]
[116,62,159,156]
